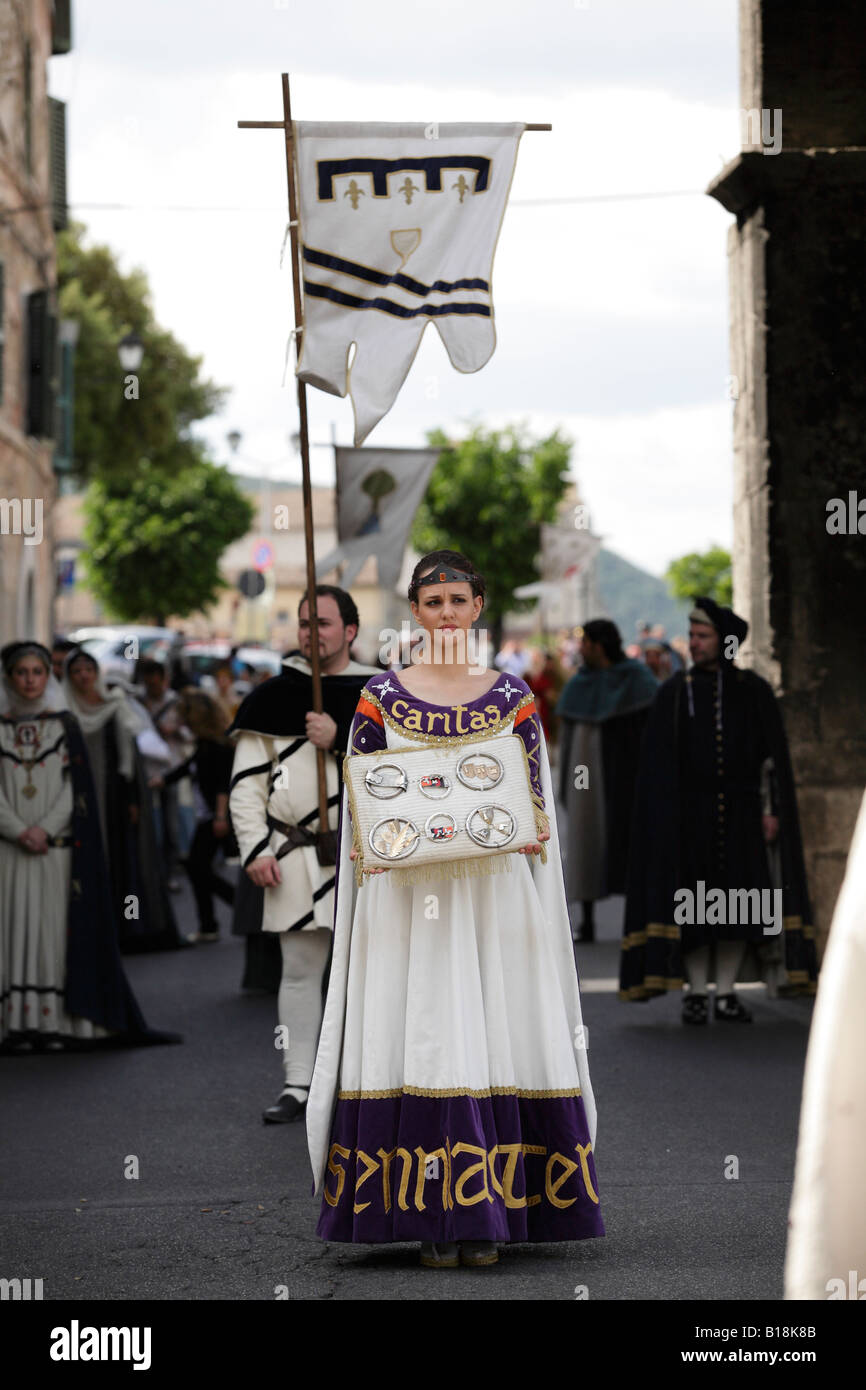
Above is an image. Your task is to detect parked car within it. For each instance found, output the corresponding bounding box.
[66,626,185,689]
[179,641,282,694]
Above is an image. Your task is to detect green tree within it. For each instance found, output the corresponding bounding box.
[83,454,255,626]
[57,222,226,486]
[411,424,573,648]
[664,545,733,608]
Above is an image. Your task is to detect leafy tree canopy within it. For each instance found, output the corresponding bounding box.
[57,222,227,488]
[83,451,255,626]
[411,424,573,639]
[664,545,733,608]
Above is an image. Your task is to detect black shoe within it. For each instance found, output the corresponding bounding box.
[714,993,752,1023]
[682,993,708,1025]
[262,1089,308,1124]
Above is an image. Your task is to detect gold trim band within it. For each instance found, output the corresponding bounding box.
[337,1084,583,1101]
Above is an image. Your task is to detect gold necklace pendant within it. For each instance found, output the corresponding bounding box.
[13,723,42,800]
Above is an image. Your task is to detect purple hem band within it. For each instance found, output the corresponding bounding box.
[317,1092,605,1245]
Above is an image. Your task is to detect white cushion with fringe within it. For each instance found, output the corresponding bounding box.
[345,733,541,886]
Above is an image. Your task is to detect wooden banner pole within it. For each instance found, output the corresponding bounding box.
[239,73,335,863]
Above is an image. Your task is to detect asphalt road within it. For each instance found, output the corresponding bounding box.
[0,875,814,1303]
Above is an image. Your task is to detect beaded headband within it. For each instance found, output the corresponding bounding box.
[415,564,475,588]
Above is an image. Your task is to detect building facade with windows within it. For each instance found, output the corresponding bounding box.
[0,0,71,643]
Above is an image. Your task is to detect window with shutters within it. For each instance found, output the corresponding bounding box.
[27,290,57,440]
[23,40,33,176]
[49,99,68,231]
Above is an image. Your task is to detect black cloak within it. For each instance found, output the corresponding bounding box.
[619,664,817,1001]
[89,715,183,954]
[61,713,180,1043]
[556,659,658,897]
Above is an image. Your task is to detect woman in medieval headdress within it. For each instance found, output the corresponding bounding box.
[306,552,604,1267]
[62,646,182,953]
[0,641,178,1050]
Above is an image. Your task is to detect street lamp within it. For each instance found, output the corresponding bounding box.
[227,429,242,454]
[117,330,144,372]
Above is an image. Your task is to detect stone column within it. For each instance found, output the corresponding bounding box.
[707,0,866,952]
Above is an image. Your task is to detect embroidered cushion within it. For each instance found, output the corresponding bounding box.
[345,733,539,883]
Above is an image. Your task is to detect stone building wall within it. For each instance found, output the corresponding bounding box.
[0,0,59,645]
[710,0,866,951]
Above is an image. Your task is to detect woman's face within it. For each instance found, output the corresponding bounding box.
[68,657,99,694]
[10,656,50,701]
[410,578,482,638]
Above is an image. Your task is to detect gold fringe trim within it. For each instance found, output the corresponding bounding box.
[386,852,513,887]
[621,922,681,949]
[337,1084,583,1101]
[619,978,685,1000]
[621,915,815,950]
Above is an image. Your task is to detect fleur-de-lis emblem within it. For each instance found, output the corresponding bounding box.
[373,678,395,698]
[398,176,420,205]
[495,679,518,703]
[343,180,366,209]
[452,175,470,203]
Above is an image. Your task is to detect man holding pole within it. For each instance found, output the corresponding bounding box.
[228,587,378,1122]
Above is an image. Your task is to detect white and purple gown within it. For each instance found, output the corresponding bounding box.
[306,673,604,1245]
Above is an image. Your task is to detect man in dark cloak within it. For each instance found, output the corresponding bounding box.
[556,620,658,941]
[619,598,817,1022]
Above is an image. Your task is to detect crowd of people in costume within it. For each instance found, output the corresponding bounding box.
[0,554,819,1269]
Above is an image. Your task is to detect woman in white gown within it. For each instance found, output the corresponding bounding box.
[0,642,175,1050]
[307,553,604,1267]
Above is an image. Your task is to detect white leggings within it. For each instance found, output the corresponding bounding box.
[684,941,746,996]
[277,928,331,1088]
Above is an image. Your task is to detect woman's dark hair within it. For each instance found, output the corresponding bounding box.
[583,619,625,664]
[408,550,486,608]
[177,687,230,742]
[65,647,99,674]
[298,584,360,634]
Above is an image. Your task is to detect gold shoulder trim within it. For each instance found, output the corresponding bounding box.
[360,688,532,746]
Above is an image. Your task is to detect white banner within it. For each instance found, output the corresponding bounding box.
[294,122,525,444]
[316,445,440,589]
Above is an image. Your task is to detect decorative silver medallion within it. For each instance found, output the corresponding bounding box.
[424,812,457,844]
[418,772,452,800]
[368,817,420,860]
[465,804,516,849]
[456,752,504,791]
[364,764,408,799]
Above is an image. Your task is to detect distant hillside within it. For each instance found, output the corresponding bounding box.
[596,548,691,643]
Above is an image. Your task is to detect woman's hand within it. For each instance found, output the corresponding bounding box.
[519,828,550,857]
[349,846,388,873]
[17,826,49,854]
[212,816,229,839]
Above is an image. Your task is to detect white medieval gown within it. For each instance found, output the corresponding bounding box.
[0,707,108,1043]
[306,673,605,1245]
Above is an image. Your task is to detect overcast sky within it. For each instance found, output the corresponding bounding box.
[50,0,742,578]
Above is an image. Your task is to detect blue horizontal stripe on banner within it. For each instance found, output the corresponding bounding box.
[303,246,489,298]
[304,280,491,319]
